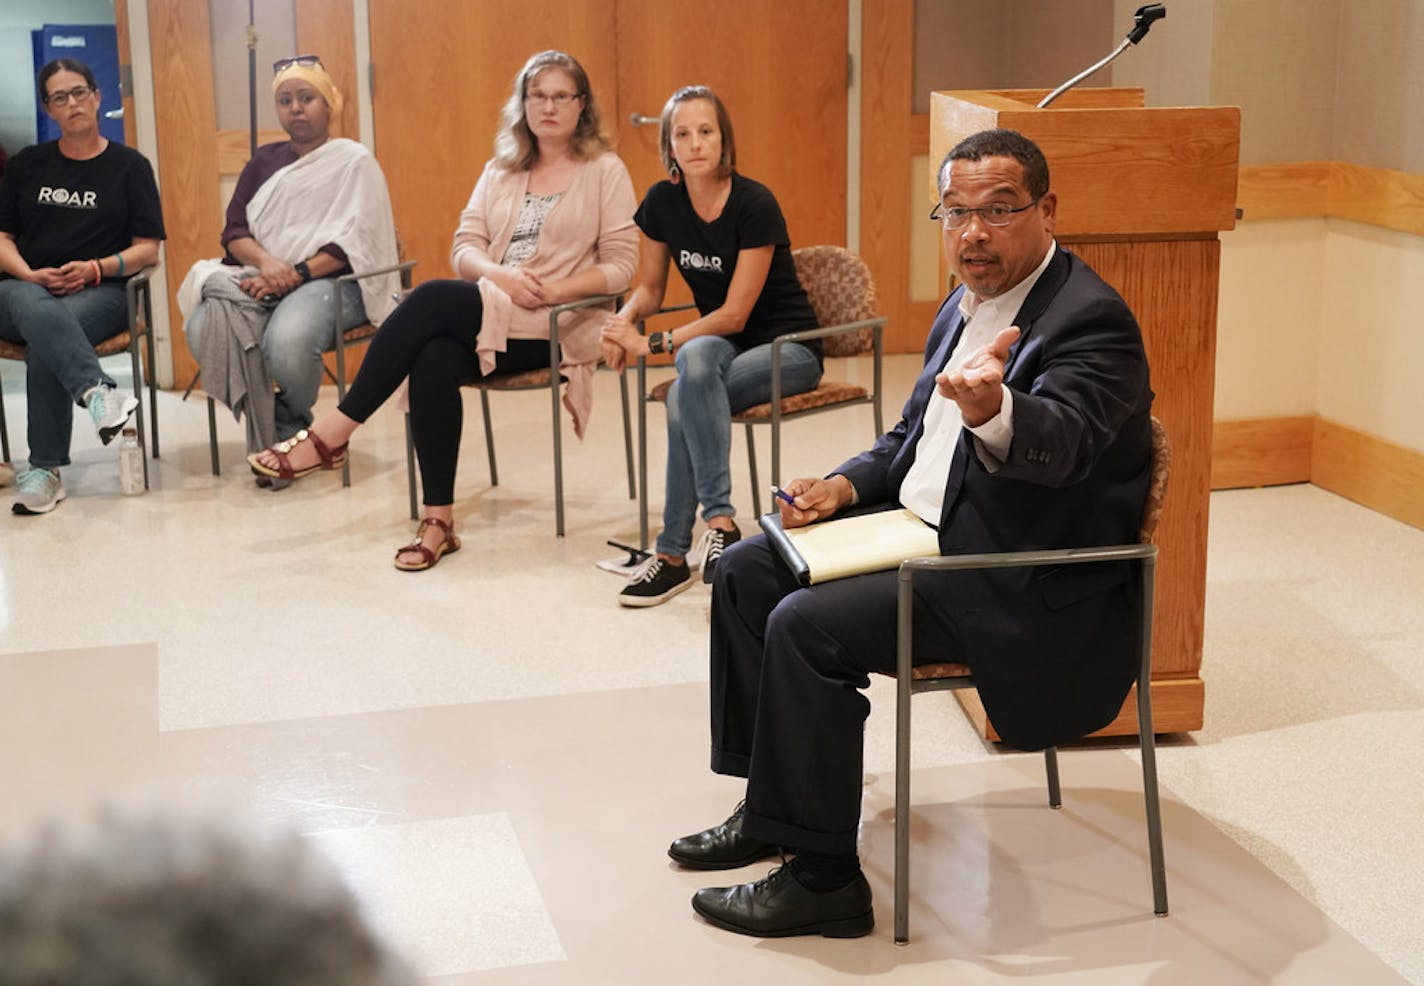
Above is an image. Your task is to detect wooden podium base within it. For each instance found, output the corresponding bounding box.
[952,676,1205,742]
[928,87,1240,744]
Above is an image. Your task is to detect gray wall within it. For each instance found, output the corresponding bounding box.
[1332,0,1424,171]
[1209,0,1341,164]
[0,0,116,156]
[913,0,1116,113]
[1110,0,1213,108]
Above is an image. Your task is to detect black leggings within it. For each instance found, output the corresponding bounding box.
[337,278,553,506]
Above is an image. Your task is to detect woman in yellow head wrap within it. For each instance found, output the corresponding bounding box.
[178,55,399,468]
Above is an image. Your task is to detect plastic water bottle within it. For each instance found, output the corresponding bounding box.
[118,427,145,495]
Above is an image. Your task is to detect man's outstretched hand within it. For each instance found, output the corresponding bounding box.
[936,325,1019,427]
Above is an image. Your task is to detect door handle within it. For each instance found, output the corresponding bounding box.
[628,113,658,127]
[104,108,125,119]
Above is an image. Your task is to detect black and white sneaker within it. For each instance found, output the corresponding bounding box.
[618,556,693,608]
[698,525,742,584]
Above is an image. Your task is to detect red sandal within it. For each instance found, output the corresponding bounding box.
[394,517,461,572]
[247,428,349,481]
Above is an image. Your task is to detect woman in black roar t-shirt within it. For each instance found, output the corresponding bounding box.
[601,86,822,608]
[0,58,165,514]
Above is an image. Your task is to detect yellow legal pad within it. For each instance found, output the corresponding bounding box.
[760,508,941,586]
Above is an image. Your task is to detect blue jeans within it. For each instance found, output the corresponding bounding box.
[185,277,367,439]
[658,335,822,557]
[0,278,128,468]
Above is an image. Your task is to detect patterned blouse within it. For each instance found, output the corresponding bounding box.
[500,192,563,267]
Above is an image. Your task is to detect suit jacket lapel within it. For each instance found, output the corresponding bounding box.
[1002,246,1071,381]
[901,298,969,453]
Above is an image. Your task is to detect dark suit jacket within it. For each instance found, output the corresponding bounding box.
[837,246,1153,749]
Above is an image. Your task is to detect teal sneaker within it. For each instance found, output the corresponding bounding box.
[12,468,65,515]
[87,385,138,445]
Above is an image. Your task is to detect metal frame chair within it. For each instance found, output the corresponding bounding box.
[402,293,636,537]
[182,258,416,486]
[0,267,158,488]
[889,416,1172,944]
[636,245,886,549]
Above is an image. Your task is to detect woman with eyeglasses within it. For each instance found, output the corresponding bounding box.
[178,55,400,476]
[247,49,637,571]
[600,86,822,607]
[0,58,165,515]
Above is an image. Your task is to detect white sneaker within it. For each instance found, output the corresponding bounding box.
[87,386,138,445]
[12,468,65,515]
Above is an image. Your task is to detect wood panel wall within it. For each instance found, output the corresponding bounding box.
[367,0,622,285]
[1211,417,1314,489]
[1312,418,1424,531]
[614,0,848,248]
[1212,415,1424,532]
[1238,161,1424,235]
[860,0,916,353]
[295,0,360,140]
[114,0,137,148]
[147,0,221,390]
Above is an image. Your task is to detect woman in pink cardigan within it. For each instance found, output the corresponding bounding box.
[248,50,638,570]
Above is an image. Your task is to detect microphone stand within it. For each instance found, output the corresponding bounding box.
[1037,3,1166,109]
[246,0,258,159]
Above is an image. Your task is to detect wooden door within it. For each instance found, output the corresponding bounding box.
[368,0,618,281]
[369,0,847,287]
[614,0,848,257]
[113,0,137,148]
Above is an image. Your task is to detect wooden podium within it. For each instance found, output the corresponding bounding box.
[929,88,1241,738]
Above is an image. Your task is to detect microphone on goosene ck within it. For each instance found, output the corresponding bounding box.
[1037,3,1168,109]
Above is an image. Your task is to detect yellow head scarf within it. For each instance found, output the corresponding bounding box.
[271,59,343,117]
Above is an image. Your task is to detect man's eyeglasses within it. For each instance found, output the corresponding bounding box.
[44,86,95,107]
[273,54,323,74]
[930,197,1042,229]
[525,91,583,108]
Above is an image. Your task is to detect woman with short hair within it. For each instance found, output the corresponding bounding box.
[0,58,165,514]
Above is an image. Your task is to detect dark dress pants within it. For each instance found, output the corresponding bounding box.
[708,533,964,855]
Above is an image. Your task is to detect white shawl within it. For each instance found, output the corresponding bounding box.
[179,138,399,322]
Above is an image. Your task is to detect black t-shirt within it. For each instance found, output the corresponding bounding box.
[635,173,819,359]
[0,140,165,276]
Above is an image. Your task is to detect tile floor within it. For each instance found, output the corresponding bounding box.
[1,353,1419,984]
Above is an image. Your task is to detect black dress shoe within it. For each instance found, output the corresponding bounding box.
[691,864,874,938]
[668,801,780,870]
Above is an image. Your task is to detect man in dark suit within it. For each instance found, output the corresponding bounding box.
[672,129,1154,939]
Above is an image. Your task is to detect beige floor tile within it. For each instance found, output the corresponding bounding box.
[2,355,1421,983]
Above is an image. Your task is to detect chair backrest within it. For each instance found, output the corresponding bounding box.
[1140,416,1171,544]
[791,245,878,358]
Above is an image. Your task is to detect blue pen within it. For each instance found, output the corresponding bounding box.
[770,486,796,506]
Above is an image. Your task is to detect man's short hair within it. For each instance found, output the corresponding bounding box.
[0,814,417,986]
[937,128,1051,200]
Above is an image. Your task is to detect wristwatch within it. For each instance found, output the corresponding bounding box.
[293,260,312,283]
